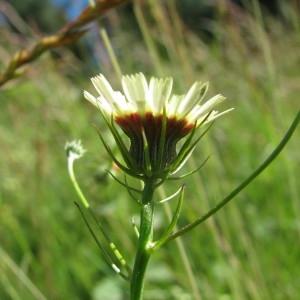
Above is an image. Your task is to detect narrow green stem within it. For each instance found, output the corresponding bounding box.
[130,179,156,300]
[67,157,89,208]
[167,110,300,241]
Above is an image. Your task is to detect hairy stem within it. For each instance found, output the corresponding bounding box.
[130,179,156,300]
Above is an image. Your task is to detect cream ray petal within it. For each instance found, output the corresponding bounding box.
[97,96,114,114]
[193,94,226,117]
[121,73,149,108]
[149,77,173,114]
[196,82,209,104]
[110,91,132,114]
[177,82,204,115]
[84,90,114,114]
[91,74,117,105]
[83,90,100,108]
[167,94,184,117]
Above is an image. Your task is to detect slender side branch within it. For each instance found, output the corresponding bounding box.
[75,201,129,281]
[152,185,184,252]
[65,140,131,279]
[167,110,300,242]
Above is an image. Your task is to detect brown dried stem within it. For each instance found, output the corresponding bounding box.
[0,0,131,88]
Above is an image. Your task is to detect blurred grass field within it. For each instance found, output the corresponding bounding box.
[0,1,299,299]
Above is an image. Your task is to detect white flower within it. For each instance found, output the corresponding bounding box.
[84,73,231,125]
[84,73,233,179]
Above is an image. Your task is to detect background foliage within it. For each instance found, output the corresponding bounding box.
[0,0,299,299]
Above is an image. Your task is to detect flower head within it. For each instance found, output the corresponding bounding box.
[84,73,232,181]
[65,140,86,162]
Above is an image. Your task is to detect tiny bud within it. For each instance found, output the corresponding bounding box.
[65,140,86,161]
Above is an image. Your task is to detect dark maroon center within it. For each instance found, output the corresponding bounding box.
[115,112,194,173]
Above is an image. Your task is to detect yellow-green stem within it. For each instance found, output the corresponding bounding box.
[130,179,156,300]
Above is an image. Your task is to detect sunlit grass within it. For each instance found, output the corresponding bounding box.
[0,1,299,299]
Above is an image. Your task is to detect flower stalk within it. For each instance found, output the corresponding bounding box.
[130,179,156,299]
[81,72,234,298]
[64,72,299,300]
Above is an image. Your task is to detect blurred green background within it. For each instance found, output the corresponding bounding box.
[0,0,299,299]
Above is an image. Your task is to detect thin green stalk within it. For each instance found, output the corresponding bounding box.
[67,156,89,208]
[167,110,300,242]
[130,179,156,300]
